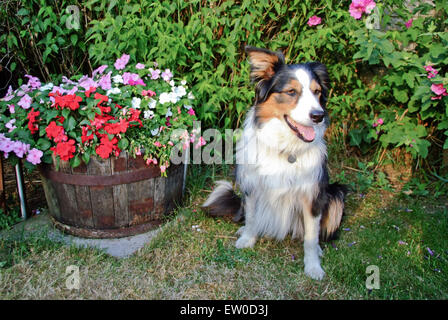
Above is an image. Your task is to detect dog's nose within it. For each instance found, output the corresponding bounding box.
[309,110,325,124]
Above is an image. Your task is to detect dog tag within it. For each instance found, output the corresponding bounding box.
[287,155,296,163]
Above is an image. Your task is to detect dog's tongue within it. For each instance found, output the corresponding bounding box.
[296,123,315,141]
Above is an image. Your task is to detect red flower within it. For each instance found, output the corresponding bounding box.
[94,92,108,106]
[51,139,76,161]
[56,115,65,124]
[81,126,94,144]
[85,86,96,98]
[104,119,129,135]
[27,108,40,134]
[51,92,82,111]
[45,121,68,142]
[95,136,119,159]
[128,108,142,127]
[64,94,82,111]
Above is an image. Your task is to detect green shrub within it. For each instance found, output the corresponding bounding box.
[2,0,447,174]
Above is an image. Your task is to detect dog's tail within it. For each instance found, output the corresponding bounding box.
[320,183,348,241]
[202,180,244,222]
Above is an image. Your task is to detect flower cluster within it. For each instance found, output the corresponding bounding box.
[349,0,376,20]
[424,64,447,100]
[372,118,384,128]
[0,54,202,174]
[307,16,322,27]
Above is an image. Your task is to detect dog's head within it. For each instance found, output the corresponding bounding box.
[246,46,330,144]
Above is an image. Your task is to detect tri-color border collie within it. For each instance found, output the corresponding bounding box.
[203,46,346,280]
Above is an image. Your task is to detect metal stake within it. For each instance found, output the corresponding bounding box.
[15,161,27,219]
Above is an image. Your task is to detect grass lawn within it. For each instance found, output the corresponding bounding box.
[0,160,447,299]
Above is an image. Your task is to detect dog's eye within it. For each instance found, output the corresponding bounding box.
[285,89,296,96]
[314,89,321,95]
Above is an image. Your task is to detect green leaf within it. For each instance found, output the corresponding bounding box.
[66,116,76,131]
[70,34,78,46]
[393,88,409,103]
[70,155,81,168]
[82,152,90,165]
[17,8,29,16]
[117,138,129,150]
[37,138,51,151]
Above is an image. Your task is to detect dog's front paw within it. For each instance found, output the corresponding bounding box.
[304,263,325,281]
[317,245,323,257]
[235,235,256,249]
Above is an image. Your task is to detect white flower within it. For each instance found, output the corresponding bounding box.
[144,110,154,119]
[132,97,141,109]
[159,92,171,104]
[187,91,195,100]
[112,74,123,84]
[39,82,54,91]
[181,79,187,86]
[173,85,187,98]
[165,108,173,117]
[151,128,160,136]
[160,92,179,104]
[183,104,192,110]
[169,80,175,87]
[106,87,121,95]
[148,98,157,109]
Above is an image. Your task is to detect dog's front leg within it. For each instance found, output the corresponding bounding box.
[235,194,258,248]
[303,200,325,280]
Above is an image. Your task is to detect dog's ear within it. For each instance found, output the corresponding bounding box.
[308,62,330,106]
[245,46,285,83]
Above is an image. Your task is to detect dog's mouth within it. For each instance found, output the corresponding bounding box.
[284,115,315,143]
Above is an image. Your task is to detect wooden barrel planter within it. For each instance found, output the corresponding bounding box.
[39,152,185,238]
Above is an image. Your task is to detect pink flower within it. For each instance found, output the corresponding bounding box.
[405,19,413,29]
[12,141,30,158]
[154,141,162,147]
[150,69,161,80]
[431,83,447,96]
[195,136,206,149]
[2,86,14,102]
[424,65,438,78]
[161,69,173,81]
[92,65,108,78]
[431,83,448,100]
[135,63,145,70]
[25,74,41,89]
[377,118,383,125]
[114,54,130,70]
[98,72,112,90]
[6,119,16,132]
[187,108,195,116]
[307,16,322,27]
[372,122,378,128]
[123,72,146,86]
[78,76,98,90]
[160,165,166,173]
[26,148,43,165]
[141,89,156,97]
[0,135,14,157]
[18,94,32,109]
[349,0,376,19]
[8,104,15,113]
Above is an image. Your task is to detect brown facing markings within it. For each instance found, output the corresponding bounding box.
[255,79,303,123]
[310,79,322,99]
[247,51,280,80]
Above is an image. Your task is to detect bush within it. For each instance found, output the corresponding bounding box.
[2,0,448,174]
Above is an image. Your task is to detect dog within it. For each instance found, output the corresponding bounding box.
[202,46,347,280]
